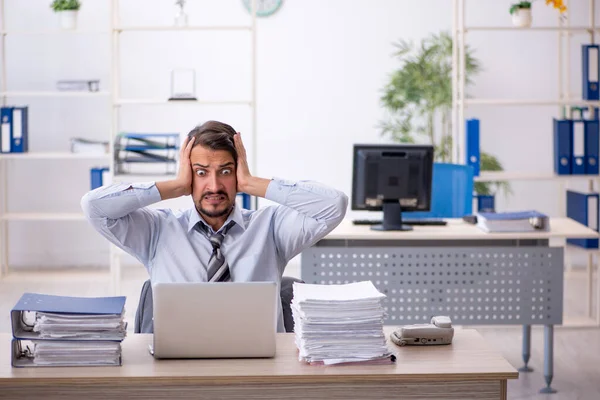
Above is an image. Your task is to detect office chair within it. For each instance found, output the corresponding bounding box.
[134,276,305,334]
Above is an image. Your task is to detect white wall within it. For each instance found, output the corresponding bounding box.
[1,0,597,268]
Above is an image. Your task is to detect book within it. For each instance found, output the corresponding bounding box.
[476,210,549,233]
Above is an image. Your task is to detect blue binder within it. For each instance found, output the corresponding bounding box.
[566,190,599,249]
[0,107,12,153]
[90,166,110,189]
[475,194,495,212]
[11,292,126,340]
[572,120,586,174]
[465,118,480,176]
[0,106,29,153]
[553,118,572,175]
[584,119,599,174]
[583,44,599,100]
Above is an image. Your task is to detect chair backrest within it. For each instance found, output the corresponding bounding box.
[134,276,304,334]
[404,162,474,219]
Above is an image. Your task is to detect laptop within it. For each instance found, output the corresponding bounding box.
[151,281,278,359]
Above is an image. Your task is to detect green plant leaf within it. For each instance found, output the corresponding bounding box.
[51,0,81,11]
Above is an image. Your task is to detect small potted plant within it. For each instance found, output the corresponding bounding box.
[50,0,81,30]
[509,1,532,27]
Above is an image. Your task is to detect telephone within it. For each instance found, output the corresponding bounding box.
[390,316,454,346]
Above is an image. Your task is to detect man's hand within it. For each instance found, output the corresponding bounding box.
[156,136,195,200]
[234,133,251,193]
[234,132,270,198]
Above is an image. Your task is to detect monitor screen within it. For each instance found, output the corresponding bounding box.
[351,144,434,230]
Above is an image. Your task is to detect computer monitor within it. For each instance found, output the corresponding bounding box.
[351,144,434,231]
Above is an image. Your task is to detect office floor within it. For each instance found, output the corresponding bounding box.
[0,264,598,400]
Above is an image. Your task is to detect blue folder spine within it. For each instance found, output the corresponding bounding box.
[583,44,600,100]
[90,167,110,190]
[572,120,586,174]
[476,195,495,212]
[566,190,599,248]
[553,118,573,175]
[0,107,12,153]
[10,106,28,153]
[585,120,600,174]
[465,118,480,177]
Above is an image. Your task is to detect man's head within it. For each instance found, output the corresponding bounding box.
[187,121,238,225]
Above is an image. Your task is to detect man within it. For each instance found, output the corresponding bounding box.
[81,120,348,332]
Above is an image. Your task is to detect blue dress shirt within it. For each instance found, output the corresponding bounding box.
[81,178,348,332]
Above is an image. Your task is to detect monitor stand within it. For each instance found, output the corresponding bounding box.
[371,203,413,231]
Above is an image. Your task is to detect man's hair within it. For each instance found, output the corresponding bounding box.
[187,120,237,164]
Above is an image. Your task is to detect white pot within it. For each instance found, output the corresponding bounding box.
[511,8,532,28]
[58,10,78,30]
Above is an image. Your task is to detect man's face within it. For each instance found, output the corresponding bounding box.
[190,145,237,221]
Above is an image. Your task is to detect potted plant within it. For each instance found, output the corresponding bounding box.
[379,31,511,205]
[509,2,532,27]
[50,0,81,30]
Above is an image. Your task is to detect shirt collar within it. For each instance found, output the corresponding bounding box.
[187,203,246,234]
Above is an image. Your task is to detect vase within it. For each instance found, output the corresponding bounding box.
[511,8,532,28]
[58,10,78,30]
[174,7,188,27]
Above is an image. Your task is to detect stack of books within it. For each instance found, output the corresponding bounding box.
[10,293,127,367]
[114,133,180,175]
[291,281,395,365]
[476,210,550,233]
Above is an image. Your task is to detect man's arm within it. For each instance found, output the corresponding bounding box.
[233,133,348,264]
[81,136,196,265]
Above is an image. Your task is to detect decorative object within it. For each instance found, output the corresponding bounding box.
[50,0,81,30]
[168,69,197,101]
[379,31,511,197]
[174,0,188,27]
[509,0,567,28]
[509,1,532,27]
[241,0,283,17]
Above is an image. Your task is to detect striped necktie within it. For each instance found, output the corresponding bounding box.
[206,222,234,282]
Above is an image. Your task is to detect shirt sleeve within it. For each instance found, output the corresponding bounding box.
[264,178,348,264]
[80,182,164,266]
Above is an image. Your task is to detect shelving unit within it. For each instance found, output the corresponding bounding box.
[452,0,600,326]
[0,1,259,293]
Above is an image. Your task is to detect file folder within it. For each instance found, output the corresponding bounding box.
[583,44,599,100]
[566,190,599,249]
[465,118,480,176]
[10,106,28,153]
[11,339,122,367]
[11,292,126,340]
[476,194,495,212]
[553,118,573,175]
[572,120,586,174]
[90,166,110,190]
[585,119,600,174]
[1,107,11,153]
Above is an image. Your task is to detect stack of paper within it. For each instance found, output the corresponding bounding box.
[31,341,121,367]
[10,293,127,367]
[291,281,394,365]
[476,210,549,233]
[33,311,127,340]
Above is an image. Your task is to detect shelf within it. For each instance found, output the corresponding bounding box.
[1,30,109,35]
[0,152,109,160]
[464,26,597,32]
[115,98,252,106]
[462,99,600,106]
[0,91,110,97]
[115,25,252,32]
[1,213,86,221]
[475,171,600,182]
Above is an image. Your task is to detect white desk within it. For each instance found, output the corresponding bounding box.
[300,217,598,394]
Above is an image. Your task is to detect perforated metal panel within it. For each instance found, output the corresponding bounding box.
[301,247,563,325]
